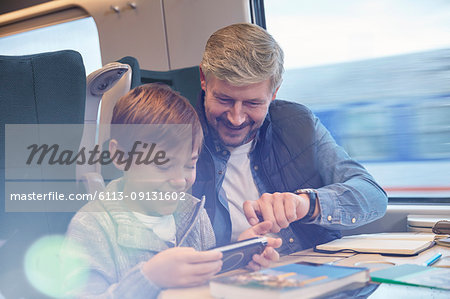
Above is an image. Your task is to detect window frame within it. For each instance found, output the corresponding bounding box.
[258,0,450,204]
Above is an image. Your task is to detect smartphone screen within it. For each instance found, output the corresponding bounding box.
[212,237,268,274]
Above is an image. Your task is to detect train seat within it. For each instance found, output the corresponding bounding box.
[76,61,132,193]
[76,56,202,192]
[140,65,201,107]
[0,50,86,298]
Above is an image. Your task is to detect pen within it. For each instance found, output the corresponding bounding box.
[423,253,442,266]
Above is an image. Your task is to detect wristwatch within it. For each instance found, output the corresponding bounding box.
[294,188,318,221]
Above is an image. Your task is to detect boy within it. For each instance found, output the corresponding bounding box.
[65,83,281,298]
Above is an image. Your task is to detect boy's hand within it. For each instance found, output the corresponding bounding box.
[238,221,282,271]
[143,247,222,288]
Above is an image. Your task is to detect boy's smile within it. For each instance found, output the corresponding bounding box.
[116,139,199,216]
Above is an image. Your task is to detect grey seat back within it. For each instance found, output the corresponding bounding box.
[0,50,85,298]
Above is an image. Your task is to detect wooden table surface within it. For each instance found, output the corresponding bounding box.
[161,240,450,299]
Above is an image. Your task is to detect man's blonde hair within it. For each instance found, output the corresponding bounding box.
[200,23,284,92]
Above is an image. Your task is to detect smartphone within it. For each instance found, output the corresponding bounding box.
[212,237,268,274]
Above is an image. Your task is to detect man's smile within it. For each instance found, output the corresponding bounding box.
[217,117,252,132]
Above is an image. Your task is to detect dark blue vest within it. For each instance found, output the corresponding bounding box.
[193,95,341,254]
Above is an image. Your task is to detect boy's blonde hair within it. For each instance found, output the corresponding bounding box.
[110,83,203,150]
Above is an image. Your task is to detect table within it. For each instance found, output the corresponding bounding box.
[161,242,450,298]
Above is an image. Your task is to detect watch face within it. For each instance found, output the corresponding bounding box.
[295,188,315,194]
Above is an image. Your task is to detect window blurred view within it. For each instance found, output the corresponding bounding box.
[264,0,450,198]
[0,17,101,74]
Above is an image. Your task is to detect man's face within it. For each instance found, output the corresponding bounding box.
[201,74,277,147]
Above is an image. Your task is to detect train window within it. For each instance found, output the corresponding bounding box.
[0,17,101,74]
[263,0,450,199]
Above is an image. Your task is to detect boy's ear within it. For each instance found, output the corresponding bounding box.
[109,139,125,171]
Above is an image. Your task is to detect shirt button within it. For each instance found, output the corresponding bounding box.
[222,150,228,156]
[327,215,332,222]
[253,165,259,171]
[351,217,356,223]
[218,170,223,175]
[289,238,294,243]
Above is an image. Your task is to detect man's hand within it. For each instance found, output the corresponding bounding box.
[238,221,282,271]
[143,247,223,288]
[243,192,318,233]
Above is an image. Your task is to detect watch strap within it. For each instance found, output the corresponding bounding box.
[294,188,317,222]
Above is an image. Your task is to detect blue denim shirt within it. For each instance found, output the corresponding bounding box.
[193,96,388,254]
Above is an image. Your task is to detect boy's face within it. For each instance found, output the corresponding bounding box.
[112,138,200,216]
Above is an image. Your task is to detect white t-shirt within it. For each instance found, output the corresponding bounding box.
[132,212,176,244]
[222,141,260,241]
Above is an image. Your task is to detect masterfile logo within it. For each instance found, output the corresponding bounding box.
[25,141,170,171]
[4,124,192,212]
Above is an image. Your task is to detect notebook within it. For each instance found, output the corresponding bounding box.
[371,264,450,290]
[209,262,369,299]
[315,233,435,256]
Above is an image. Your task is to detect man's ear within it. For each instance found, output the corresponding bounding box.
[271,86,280,101]
[109,139,125,171]
[199,66,207,92]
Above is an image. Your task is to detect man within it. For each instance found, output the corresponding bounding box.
[192,23,388,254]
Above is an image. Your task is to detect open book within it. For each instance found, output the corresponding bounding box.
[315,233,436,256]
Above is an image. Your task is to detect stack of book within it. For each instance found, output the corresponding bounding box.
[209,262,369,299]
